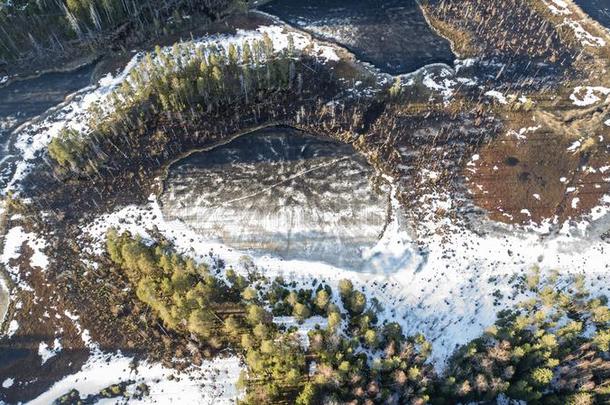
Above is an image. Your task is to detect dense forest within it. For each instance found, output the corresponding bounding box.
[101,231,610,404]
[0,0,244,62]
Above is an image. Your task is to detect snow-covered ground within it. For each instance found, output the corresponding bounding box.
[27,351,242,405]
[80,182,610,368]
[570,85,610,106]
[1,225,48,293]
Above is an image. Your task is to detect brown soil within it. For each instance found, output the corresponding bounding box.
[466,124,610,224]
[424,0,610,226]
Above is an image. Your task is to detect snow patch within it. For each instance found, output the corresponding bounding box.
[1,226,49,292]
[544,0,571,15]
[565,20,606,47]
[38,338,62,365]
[485,90,508,104]
[508,125,541,140]
[7,319,18,337]
[567,140,582,152]
[569,86,610,106]
[2,378,14,389]
[572,197,580,209]
[28,352,242,405]
[273,316,327,347]
[422,68,457,103]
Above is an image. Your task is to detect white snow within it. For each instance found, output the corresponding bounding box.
[2,226,32,291]
[27,352,242,405]
[2,226,29,264]
[544,0,571,15]
[567,140,582,152]
[80,183,610,369]
[1,226,48,292]
[2,378,14,389]
[565,20,606,47]
[28,237,48,270]
[7,319,18,337]
[421,168,440,181]
[572,197,580,209]
[508,125,540,140]
[544,0,606,48]
[7,59,136,191]
[257,25,339,61]
[273,316,328,347]
[62,310,99,353]
[569,86,610,106]
[38,338,62,365]
[485,90,508,104]
[422,67,459,103]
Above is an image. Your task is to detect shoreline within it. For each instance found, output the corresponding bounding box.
[0,199,14,335]
[252,7,457,77]
[0,55,101,90]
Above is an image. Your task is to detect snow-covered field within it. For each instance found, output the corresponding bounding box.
[1,224,48,294]
[80,182,610,368]
[27,351,242,405]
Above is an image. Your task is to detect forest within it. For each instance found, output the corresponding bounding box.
[47,34,313,178]
[0,0,243,62]
[102,231,610,404]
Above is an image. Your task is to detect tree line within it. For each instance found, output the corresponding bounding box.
[105,231,610,404]
[48,34,304,177]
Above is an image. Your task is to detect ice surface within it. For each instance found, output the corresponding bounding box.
[160,127,406,271]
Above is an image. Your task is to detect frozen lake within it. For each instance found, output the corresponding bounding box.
[574,0,610,27]
[259,0,455,74]
[161,127,393,270]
